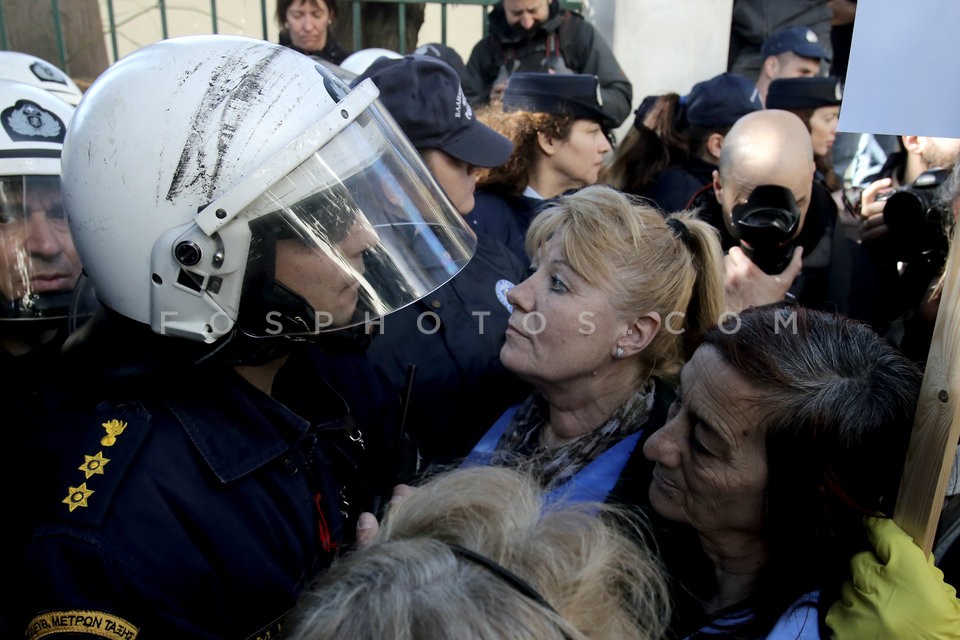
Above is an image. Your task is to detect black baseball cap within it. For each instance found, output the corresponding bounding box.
[766,76,843,110]
[352,55,513,168]
[761,26,828,61]
[684,72,762,128]
[502,72,613,125]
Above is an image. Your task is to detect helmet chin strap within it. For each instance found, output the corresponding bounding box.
[1,290,72,318]
[0,291,73,336]
[206,276,375,367]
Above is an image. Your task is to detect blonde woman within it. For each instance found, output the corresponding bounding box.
[467,184,726,505]
[282,466,671,640]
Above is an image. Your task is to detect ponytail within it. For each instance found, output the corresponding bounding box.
[666,212,726,359]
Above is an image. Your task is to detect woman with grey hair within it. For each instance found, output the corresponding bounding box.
[280,466,671,640]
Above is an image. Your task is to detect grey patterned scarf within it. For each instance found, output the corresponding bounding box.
[490,379,658,489]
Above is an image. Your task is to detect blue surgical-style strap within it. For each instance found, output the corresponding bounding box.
[462,404,519,467]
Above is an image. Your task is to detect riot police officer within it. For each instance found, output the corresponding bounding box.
[11,35,475,640]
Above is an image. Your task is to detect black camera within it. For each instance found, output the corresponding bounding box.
[882,168,950,264]
[731,185,801,274]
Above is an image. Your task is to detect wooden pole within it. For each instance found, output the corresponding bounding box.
[894,240,960,554]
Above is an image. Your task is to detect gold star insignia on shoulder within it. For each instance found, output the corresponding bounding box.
[63,483,94,512]
[79,452,110,479]
[100,419,128,446]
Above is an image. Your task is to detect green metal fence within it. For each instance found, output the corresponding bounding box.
[344,0,581,54]
[0,0,583,74]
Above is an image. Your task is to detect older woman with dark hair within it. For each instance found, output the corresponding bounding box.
[644,304,924,638]
[276,0,350,64]
[467,183,727,504]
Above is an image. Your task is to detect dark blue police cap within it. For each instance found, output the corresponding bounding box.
[502,72,613,125]
[412,42,467,80]
[684,72,762,128]
[353,55,513,168]
[766,76,843,110]
[761,26,827,61]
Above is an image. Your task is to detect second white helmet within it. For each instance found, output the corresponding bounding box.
[0,51,83,106]
[0,78,79,322]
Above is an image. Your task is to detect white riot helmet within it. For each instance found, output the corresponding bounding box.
[0,51,83,106]
[340,48,403,78]
[62,35,474,349]
[0,78,80,323]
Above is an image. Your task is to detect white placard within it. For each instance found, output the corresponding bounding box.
[839,0,960,136]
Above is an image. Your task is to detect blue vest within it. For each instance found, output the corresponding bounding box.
[465,405,643,505]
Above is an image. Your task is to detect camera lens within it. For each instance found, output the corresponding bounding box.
[881,182,949,262]
[883,190,925,223]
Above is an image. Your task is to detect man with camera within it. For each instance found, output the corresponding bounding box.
[843,136,960,361]
[692,109,839,313]
[859,136,960,242]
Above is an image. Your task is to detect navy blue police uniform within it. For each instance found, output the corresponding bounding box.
[14,313,369,640]
[366,233,531,467]
[642,157,718,214]
[466,189,548,268]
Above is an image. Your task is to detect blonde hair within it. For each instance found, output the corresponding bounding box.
[282,466,670,640]
[525,184,726,380]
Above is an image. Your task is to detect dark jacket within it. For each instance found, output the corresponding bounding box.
[366,234,531,467]
[641,157,717,214]
[1,331,70,640]
[466,188,548,267]
[11,314,372,640]
[463,0,633,127]
[830,149,942,358]
[279,30,351,65]
[727,0,832,82]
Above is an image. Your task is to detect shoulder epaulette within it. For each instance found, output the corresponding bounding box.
[55,402,151,528]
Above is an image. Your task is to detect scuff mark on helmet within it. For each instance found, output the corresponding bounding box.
[166,46,285,203]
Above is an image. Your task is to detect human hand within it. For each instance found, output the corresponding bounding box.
[490,81,507,103]
[356,484,417,548]
[391,483,417,502]
[723,245,803,313]
[826,516,960,639]
[355,512,379,548]
[859,178,894,243]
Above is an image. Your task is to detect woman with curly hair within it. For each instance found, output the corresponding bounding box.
[467,72,612,266]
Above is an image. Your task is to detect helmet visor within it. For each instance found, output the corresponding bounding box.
[236,101,476,337]
[0,174,82,320]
